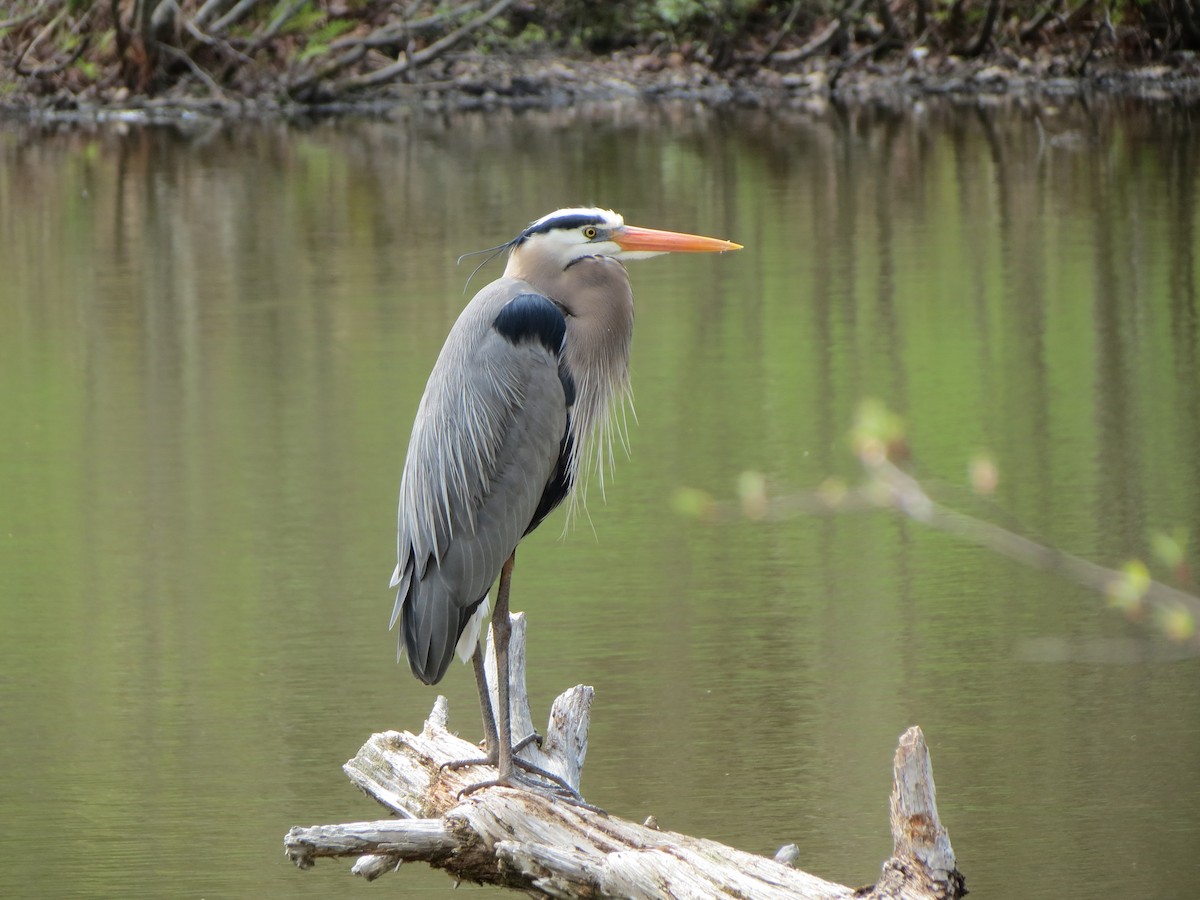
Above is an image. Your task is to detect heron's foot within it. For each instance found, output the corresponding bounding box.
[445,753,580,798]
[514,731,543,753]
[511,757,581,799]
[439,731,540,773]
[457,767,605,813]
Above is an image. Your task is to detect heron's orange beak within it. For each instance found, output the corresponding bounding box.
[614,225,743,253]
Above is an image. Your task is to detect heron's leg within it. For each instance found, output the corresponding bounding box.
[453,553,595,807]
[471,641,498,757]
[491,552,517,782]
[443,554,515,775]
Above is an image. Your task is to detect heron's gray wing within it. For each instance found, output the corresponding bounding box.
[392,288,568,685]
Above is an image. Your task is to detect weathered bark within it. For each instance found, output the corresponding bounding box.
[285,611,965,898]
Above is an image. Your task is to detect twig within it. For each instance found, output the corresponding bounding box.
[770,19,841,63]
[696,453,1200,650]
[157,39,228,100]
[183,17,254,64]
[327,1,481,51]
[288,0,481,97]
[329,0,514,95]
[1020,0,1064,41]
[867,457,1200,647]
[0,0,50,31]
[12,3,66,75]
[192,0,231,28]
[208,0,261,36]
[758,0,803,65]
[286,43,366,98]
[17,33,90,77]
[246,0,306,51]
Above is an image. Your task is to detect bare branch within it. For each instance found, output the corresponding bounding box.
[157,39,228,99]
[182,17,254,64]
[284,613,964,898]
[208,0,262,36]
[286,43,366,98]
[1020,0,1064,41]
[771,19,842,63]
[285,819,458,869]
[192,0,232,29]
[866,457,1200,648]
[758,0,804,65]
[328,0,515,95]
[246,0,306,51]
[327,1,482,52]
[13,3,66,76]
[0,0,50,31]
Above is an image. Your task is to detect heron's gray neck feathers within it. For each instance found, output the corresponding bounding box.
[505,252,635,520]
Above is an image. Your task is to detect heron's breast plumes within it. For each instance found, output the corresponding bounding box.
[557,257,636,521]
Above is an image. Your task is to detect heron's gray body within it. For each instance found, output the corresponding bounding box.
[391,258,634,685]
[387,207,739,795]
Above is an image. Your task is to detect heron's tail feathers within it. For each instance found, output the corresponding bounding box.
[393,583,489,685]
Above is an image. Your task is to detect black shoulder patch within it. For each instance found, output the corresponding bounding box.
[493,293,567,356]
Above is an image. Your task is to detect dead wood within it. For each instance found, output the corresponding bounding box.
[284,611,965,898]
[771,20,843,63]
[325,0,515,96]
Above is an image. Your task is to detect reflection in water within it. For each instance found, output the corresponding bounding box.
[1,99,1199,898]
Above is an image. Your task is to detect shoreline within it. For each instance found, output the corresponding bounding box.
[4,49,1200,124]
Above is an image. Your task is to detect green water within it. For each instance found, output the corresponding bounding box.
[1,101,1198,898]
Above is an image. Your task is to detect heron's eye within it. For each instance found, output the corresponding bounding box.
[583,226,598,239]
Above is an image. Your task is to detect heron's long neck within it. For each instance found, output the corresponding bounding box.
[507,251,635,512]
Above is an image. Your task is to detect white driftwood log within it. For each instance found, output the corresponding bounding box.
[285,612,965,898]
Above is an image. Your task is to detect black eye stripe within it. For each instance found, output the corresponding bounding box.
[520,213,607,240]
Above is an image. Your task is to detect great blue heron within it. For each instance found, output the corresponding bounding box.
[390,207,742,794]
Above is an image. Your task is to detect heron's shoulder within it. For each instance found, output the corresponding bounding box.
[461,278,566,354]
[492,291,566,356]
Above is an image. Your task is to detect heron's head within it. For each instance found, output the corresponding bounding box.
[506,207,742,273]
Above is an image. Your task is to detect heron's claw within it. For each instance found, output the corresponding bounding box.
[443,742,595,809]
[441,755,491,773]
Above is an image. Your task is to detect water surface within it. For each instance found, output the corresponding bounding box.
[1,99,1198,897]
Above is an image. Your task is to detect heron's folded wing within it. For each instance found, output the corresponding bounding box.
[392,290,568,684]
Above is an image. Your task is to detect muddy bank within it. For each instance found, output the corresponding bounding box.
[4,47,1200,124]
